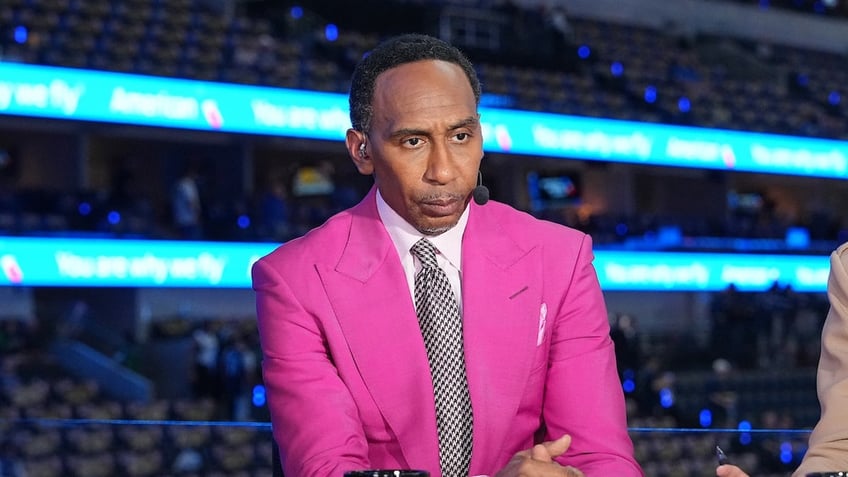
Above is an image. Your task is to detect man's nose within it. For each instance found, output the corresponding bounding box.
[423,142,457,184]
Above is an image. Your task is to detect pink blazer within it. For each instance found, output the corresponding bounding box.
[253,188,643,477]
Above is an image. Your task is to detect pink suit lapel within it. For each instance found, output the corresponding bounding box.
[318,189,442,473]
[461,202,543,474]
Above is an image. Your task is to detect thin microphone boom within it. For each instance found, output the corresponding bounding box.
[473,170,489,205]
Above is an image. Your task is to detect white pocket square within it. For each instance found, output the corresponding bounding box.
[537,303,547,346]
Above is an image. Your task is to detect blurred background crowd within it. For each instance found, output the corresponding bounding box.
[2,0,848,475]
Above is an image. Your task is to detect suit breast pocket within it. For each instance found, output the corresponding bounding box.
[529,302,550,373]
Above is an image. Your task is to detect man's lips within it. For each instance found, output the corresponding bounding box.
[419,197,463,216]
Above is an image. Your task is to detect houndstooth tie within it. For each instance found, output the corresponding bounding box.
[411,238,473,477]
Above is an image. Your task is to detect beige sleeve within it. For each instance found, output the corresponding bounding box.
[794,242,848,476]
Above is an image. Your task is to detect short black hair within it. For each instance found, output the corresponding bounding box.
[348,33,481,133]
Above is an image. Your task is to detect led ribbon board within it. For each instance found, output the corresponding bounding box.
[0,236,269,288]
[1,62,847,179]
[0,61,350,140]
[595,250,829,292]
[0,236,830,291]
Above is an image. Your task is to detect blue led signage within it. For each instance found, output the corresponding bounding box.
[1,62,847,179]
[0,236,829,291]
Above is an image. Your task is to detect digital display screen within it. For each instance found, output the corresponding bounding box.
[527,171,581,210]
[1,61,847,179]
[0,236,829,292]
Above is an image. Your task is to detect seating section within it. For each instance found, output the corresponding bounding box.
[0,319,271,476]
[0,315,820,475]
[0,1,845,137]
[0,1,840,474]
[0,1,845,249]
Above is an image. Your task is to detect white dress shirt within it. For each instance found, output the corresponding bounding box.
[376,190,469,313]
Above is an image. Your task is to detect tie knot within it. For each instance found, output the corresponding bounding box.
[411,238,439,269]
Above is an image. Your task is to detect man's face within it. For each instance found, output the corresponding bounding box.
[347,60,483,235]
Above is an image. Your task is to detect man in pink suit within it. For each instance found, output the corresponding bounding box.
[253,33,642,477]
[717,241,848,477]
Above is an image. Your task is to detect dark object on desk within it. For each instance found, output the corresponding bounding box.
[716,445,729,466]
[345,471,430,477]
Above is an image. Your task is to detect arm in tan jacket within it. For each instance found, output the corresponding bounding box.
[793,242,848,476]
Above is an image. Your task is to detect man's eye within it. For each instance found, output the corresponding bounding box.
[455,132,469,141]
[405,138,421,147]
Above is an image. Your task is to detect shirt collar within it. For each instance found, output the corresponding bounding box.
[376,189,469,270]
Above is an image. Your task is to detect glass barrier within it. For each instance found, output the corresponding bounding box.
[0,416,814,477]
[629,426,812,477]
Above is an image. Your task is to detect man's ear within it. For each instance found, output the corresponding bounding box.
[345,129,373,175]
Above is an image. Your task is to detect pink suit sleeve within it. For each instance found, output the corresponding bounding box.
[544,234,644,476]
[253,258,371,477]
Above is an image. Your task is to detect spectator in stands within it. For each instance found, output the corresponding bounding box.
[191,321,220,399]
[755,281,799,368]
[633,355,684,425]
[543,3,579,72]
[705,358,739,429]
[253,33,642,477]
[171,163,204,239]
[610,312,642,382]
[548,4,574,43]
[710,284,757,368]
[257,175,292,242]
[717,241,848,476]
[219,334,250,421]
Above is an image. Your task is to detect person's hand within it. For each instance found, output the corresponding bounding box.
[494,434,585,477]
[716,464,749,477]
